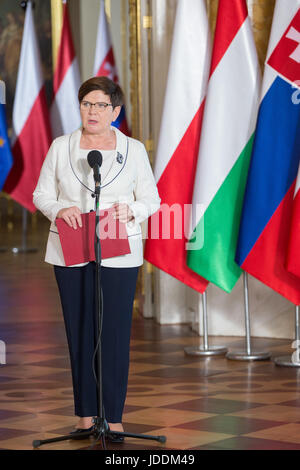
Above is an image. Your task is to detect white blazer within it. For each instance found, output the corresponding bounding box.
[33,127,160,268]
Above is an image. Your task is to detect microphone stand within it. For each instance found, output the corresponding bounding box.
[33,166,166,449]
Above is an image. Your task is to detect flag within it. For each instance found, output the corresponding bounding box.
[287,165,300,278]
[0,96,13,190]
[186,0,261,293]
[93,0,129,134]
[236,0,300,304]
[50,1,81,138]
[3,1,52,212]
[144,0,210,293]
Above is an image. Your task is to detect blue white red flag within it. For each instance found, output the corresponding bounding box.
[236,0,300,304]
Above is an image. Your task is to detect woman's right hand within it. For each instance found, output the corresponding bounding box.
[57,207,82,230]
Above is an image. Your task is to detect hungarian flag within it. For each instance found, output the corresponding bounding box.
[287,165,300,278]
[236,1,300,304]
[0,83,13,190]
[186,0,261,293]
[50,1,81,138]
[93,0,129,134]
[144,0,210,293]
[3,1,51,212]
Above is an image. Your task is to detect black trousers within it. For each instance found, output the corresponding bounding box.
[54,262,139,422]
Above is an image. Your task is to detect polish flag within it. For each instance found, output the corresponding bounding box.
[51,1,81,138]
[3,1,52,212]
[144,0,210,293]
[93,0,129,135]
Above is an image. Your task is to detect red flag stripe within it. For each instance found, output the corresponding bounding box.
[53,3,76,95]
[210,0,248,77]
[242,182,300,305]
[4,88,52,212]
[287,188,300,278]
[144,105,208,293]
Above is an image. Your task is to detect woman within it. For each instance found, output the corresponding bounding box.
[33,76,160,442]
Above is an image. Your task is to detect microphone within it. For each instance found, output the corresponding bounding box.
[87,150,103,184]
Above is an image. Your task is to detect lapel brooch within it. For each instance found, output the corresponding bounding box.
[116,152,123,164]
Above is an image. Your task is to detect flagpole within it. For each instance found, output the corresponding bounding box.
[274,305,300,368]
[11,207,37,254]
[0,196,7,252]
[0,74,13,249]
[226,272,271,361]
[184,291,228,356]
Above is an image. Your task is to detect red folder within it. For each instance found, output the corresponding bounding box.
[56,208,131,266]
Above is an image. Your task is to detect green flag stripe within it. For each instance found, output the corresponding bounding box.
[187,134,255,292]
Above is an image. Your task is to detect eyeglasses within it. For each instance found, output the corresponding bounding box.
[80,101,113,112]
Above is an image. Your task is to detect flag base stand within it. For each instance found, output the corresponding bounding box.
[274,306,300,368]
[226,273,271,362]
[273,355,300,368]
[226,350,271,361]
[184,345,228,356]
[184,291,228,357]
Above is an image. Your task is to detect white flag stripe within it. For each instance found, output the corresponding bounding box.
[154,0,211,183]
[51,58,81,137]
[13,1,43,140]
[0,81,5,104]
[50,4,81,138]
[294,165,300,195]
[191,18,260,218]
[93,0,111,76]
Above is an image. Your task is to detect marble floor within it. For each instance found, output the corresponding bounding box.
[0,217,300,450]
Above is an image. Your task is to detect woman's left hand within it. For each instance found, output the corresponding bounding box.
[112,203,135,223]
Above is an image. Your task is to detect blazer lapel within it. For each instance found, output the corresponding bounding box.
[101,127,128,188]
[69,128,94,193]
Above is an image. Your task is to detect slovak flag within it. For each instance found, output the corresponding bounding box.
[236,0,300,304]
[93,0,129,134]
[4,1,51,212]
[287,165,300,278]
[50,0,81,138]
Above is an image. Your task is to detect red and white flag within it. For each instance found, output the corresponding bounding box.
[93,0,129,134]
[144,0,210,293]
[51,1,81,138]
[4,1,51,212]
[287,165,300,278]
